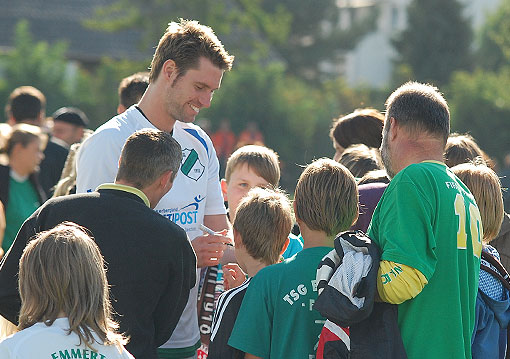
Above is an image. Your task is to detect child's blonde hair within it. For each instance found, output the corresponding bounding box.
[18,222,127,350]
[295,158,358,236]
[225,145,280,186]
[233,187,293,265]
[452,160,504,242]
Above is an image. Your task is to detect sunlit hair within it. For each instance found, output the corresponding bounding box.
[233,187,293,265]
[452,160,504,243]
[118,72,149,108]
[116,129,182,189]
[18,222,128,350]
[225,145,280,187]
[6,86,46,123]
[385,81,450,146]
[149,19,234,83]
[329,108,384,149]
[295,158,359,237]
[444,133,493,169]
[337,144,382,178]
[1,123,46,157]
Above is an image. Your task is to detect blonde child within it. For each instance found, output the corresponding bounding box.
[0,222,133,358]
[228,158,359,358]
[452,161,509,359]
[221,145,303,260]
[208,187,293,359]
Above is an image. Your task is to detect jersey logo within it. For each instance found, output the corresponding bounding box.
[181,148,205,181]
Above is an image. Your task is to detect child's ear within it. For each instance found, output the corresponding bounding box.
[221,178,228,201]
[233,228,242,248]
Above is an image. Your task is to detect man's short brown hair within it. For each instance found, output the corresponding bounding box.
[452,160,504,242]
[116,129,182,189]
[6,86,46,123]
[233,187,293,265]
[149,19,234,83]
[294,158,358,237]
[118,72,149,108]
[225,145,280,186]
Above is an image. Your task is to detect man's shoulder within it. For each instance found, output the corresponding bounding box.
[175,122,213,153]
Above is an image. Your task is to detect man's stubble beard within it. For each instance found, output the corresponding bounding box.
[380,126,395,179]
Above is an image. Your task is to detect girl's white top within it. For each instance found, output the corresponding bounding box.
[0,317,134,359]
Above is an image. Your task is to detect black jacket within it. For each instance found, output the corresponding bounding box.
[0,188,196,359]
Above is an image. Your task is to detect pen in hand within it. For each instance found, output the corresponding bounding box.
[199,224,234,247]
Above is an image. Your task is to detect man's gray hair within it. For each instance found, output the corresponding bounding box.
[116,129,182,189]
[385,81,450,144]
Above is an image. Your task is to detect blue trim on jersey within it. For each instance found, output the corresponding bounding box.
[183,128,209,155]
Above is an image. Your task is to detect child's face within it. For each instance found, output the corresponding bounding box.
[222,163,272,220]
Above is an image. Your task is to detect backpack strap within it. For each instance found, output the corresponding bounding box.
[480,250,510,358]
[481,250,510,290]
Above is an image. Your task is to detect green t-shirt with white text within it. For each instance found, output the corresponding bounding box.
[368,161,481,359]
[229,247,331,359]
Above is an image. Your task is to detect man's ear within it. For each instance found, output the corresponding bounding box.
[389,117,399,141]
[221,178,228,201]
[162,59,178,83]
[160,170,174,191]
[7,116,16,126]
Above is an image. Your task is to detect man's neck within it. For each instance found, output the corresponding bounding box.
[137,84,176,133]
[393,138,445,174]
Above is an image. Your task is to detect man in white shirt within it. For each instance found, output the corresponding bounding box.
[76,19,234,359]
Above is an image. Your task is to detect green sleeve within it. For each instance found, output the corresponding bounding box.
[228,271,273,358]
[372,180,437,280]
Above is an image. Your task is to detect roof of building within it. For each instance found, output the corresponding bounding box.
[0,0,154,63]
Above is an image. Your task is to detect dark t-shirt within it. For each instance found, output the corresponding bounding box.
[208,278,251,359]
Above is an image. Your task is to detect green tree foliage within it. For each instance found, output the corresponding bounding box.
[476,0,510,71]
[86,0,376,80]
[201,62,385,188]
[393,0,472,86]
[448,68,510,163]
[0,20,73,117]
[0,21,147,129]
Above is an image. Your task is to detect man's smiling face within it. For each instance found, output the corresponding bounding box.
[164,57,224,124]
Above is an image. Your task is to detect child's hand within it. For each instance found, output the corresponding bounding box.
[223,263,246,290]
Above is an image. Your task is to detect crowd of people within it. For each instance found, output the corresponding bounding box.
[0,18,508,359]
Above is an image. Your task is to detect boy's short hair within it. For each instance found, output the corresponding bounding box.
[452,160,504,242]
[233,187,293,265]
[337,144,382,178]
[295,158,358,237]
[225,145,280,186]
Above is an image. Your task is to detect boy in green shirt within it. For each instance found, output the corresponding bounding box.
[228,158,359,359]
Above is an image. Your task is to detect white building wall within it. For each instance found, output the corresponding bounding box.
[341,0,501,88]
